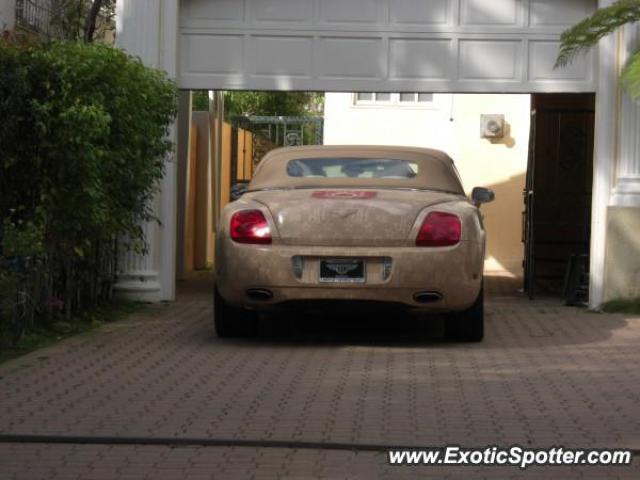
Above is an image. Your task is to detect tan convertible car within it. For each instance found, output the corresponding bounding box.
[214,145,494,341]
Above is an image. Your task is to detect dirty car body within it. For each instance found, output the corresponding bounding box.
[214,146,493,341]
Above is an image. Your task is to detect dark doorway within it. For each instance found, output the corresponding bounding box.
[523,93,595,299]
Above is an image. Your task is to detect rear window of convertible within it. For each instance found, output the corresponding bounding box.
[286,158,419,180]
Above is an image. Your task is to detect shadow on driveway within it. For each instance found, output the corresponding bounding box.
[185,273,633,349]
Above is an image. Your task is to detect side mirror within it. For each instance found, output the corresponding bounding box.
[230,181,249,201]
[471,187,495,206]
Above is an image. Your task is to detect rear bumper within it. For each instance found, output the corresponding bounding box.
[215,239,484,312]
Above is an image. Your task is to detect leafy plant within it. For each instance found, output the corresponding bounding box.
[0,40,176,337]
[556,0,640,96]
[192,90,324,119]
[601,297,640,314]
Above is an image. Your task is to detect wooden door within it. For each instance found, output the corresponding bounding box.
[524,94,595,296]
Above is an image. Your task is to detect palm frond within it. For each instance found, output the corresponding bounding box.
[555,0,640,68]
[621,49,640,97]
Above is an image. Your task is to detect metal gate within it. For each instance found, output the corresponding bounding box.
[229,115,324,198]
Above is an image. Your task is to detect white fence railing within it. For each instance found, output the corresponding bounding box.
[15,0,58,35]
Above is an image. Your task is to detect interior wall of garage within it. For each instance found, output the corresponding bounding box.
[325,93,530,276]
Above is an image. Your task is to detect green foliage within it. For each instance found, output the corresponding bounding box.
[601,297,640,314]
[34,0,116,43]
[224,91,323,118]
[556,0,640,96]
[54,0,91,40]
[1,41,176,253]
[192,90,324,119]
[0,40,177,338]
[192,90,209,111]
[621,51,640,96]
[1,220,44,258]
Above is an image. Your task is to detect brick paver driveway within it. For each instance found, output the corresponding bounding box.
[1,274,639,479]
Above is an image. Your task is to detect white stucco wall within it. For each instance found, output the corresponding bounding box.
[324,93,456,151]
[324,92,531,276]
[0,0,15,31]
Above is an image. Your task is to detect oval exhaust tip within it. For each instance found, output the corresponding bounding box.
[246,288,273,301]
[413,291,443,304]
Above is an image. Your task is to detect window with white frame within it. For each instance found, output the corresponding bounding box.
[399,93,434,103]
[354,92,435,107]
[355,92,391,103]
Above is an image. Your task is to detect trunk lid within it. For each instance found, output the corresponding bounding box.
[247,188,462,247]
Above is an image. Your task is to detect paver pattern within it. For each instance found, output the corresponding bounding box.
[0,274,639,479]
[1,443,639,480]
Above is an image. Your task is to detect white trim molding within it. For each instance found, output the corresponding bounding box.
[610,177,640,206]
[589,0,619,309]
[115,0,179,302]
[610,23,640,208]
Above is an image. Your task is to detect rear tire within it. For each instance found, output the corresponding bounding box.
[445,284,484,342]
[214,287,257,338]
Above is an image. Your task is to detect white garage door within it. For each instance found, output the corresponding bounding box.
[179,0,596,92]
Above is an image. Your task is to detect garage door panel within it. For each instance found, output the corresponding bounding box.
[251,36,314,78]
[459,40,522,81]
[251,0,313,24]
[317,37,385,79]
[389,0,450,25]
[318,0,384,25]
[460,0,521,26]
[529,41,594,82]
[530,0,596,27]
[182,34,244,75]
[184,0,243,22]
[179,0,597,92]
[389,39,452,80]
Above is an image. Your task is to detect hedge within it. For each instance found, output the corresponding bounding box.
[0,40,177,342]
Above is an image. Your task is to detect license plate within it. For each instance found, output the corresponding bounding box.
[319,259,365,283]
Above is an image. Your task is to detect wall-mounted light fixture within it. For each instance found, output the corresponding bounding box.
[480,114,505,138]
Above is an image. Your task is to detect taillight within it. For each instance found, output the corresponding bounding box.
[230,210,272,244]
[416,212,461,247]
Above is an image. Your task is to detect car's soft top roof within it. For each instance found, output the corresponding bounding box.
[248,145,464,193]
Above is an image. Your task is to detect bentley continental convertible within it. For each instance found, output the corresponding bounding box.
[214,146,494,341]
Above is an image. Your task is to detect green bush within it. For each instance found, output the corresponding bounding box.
[0,40,177,339]
[601,298,640,314]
